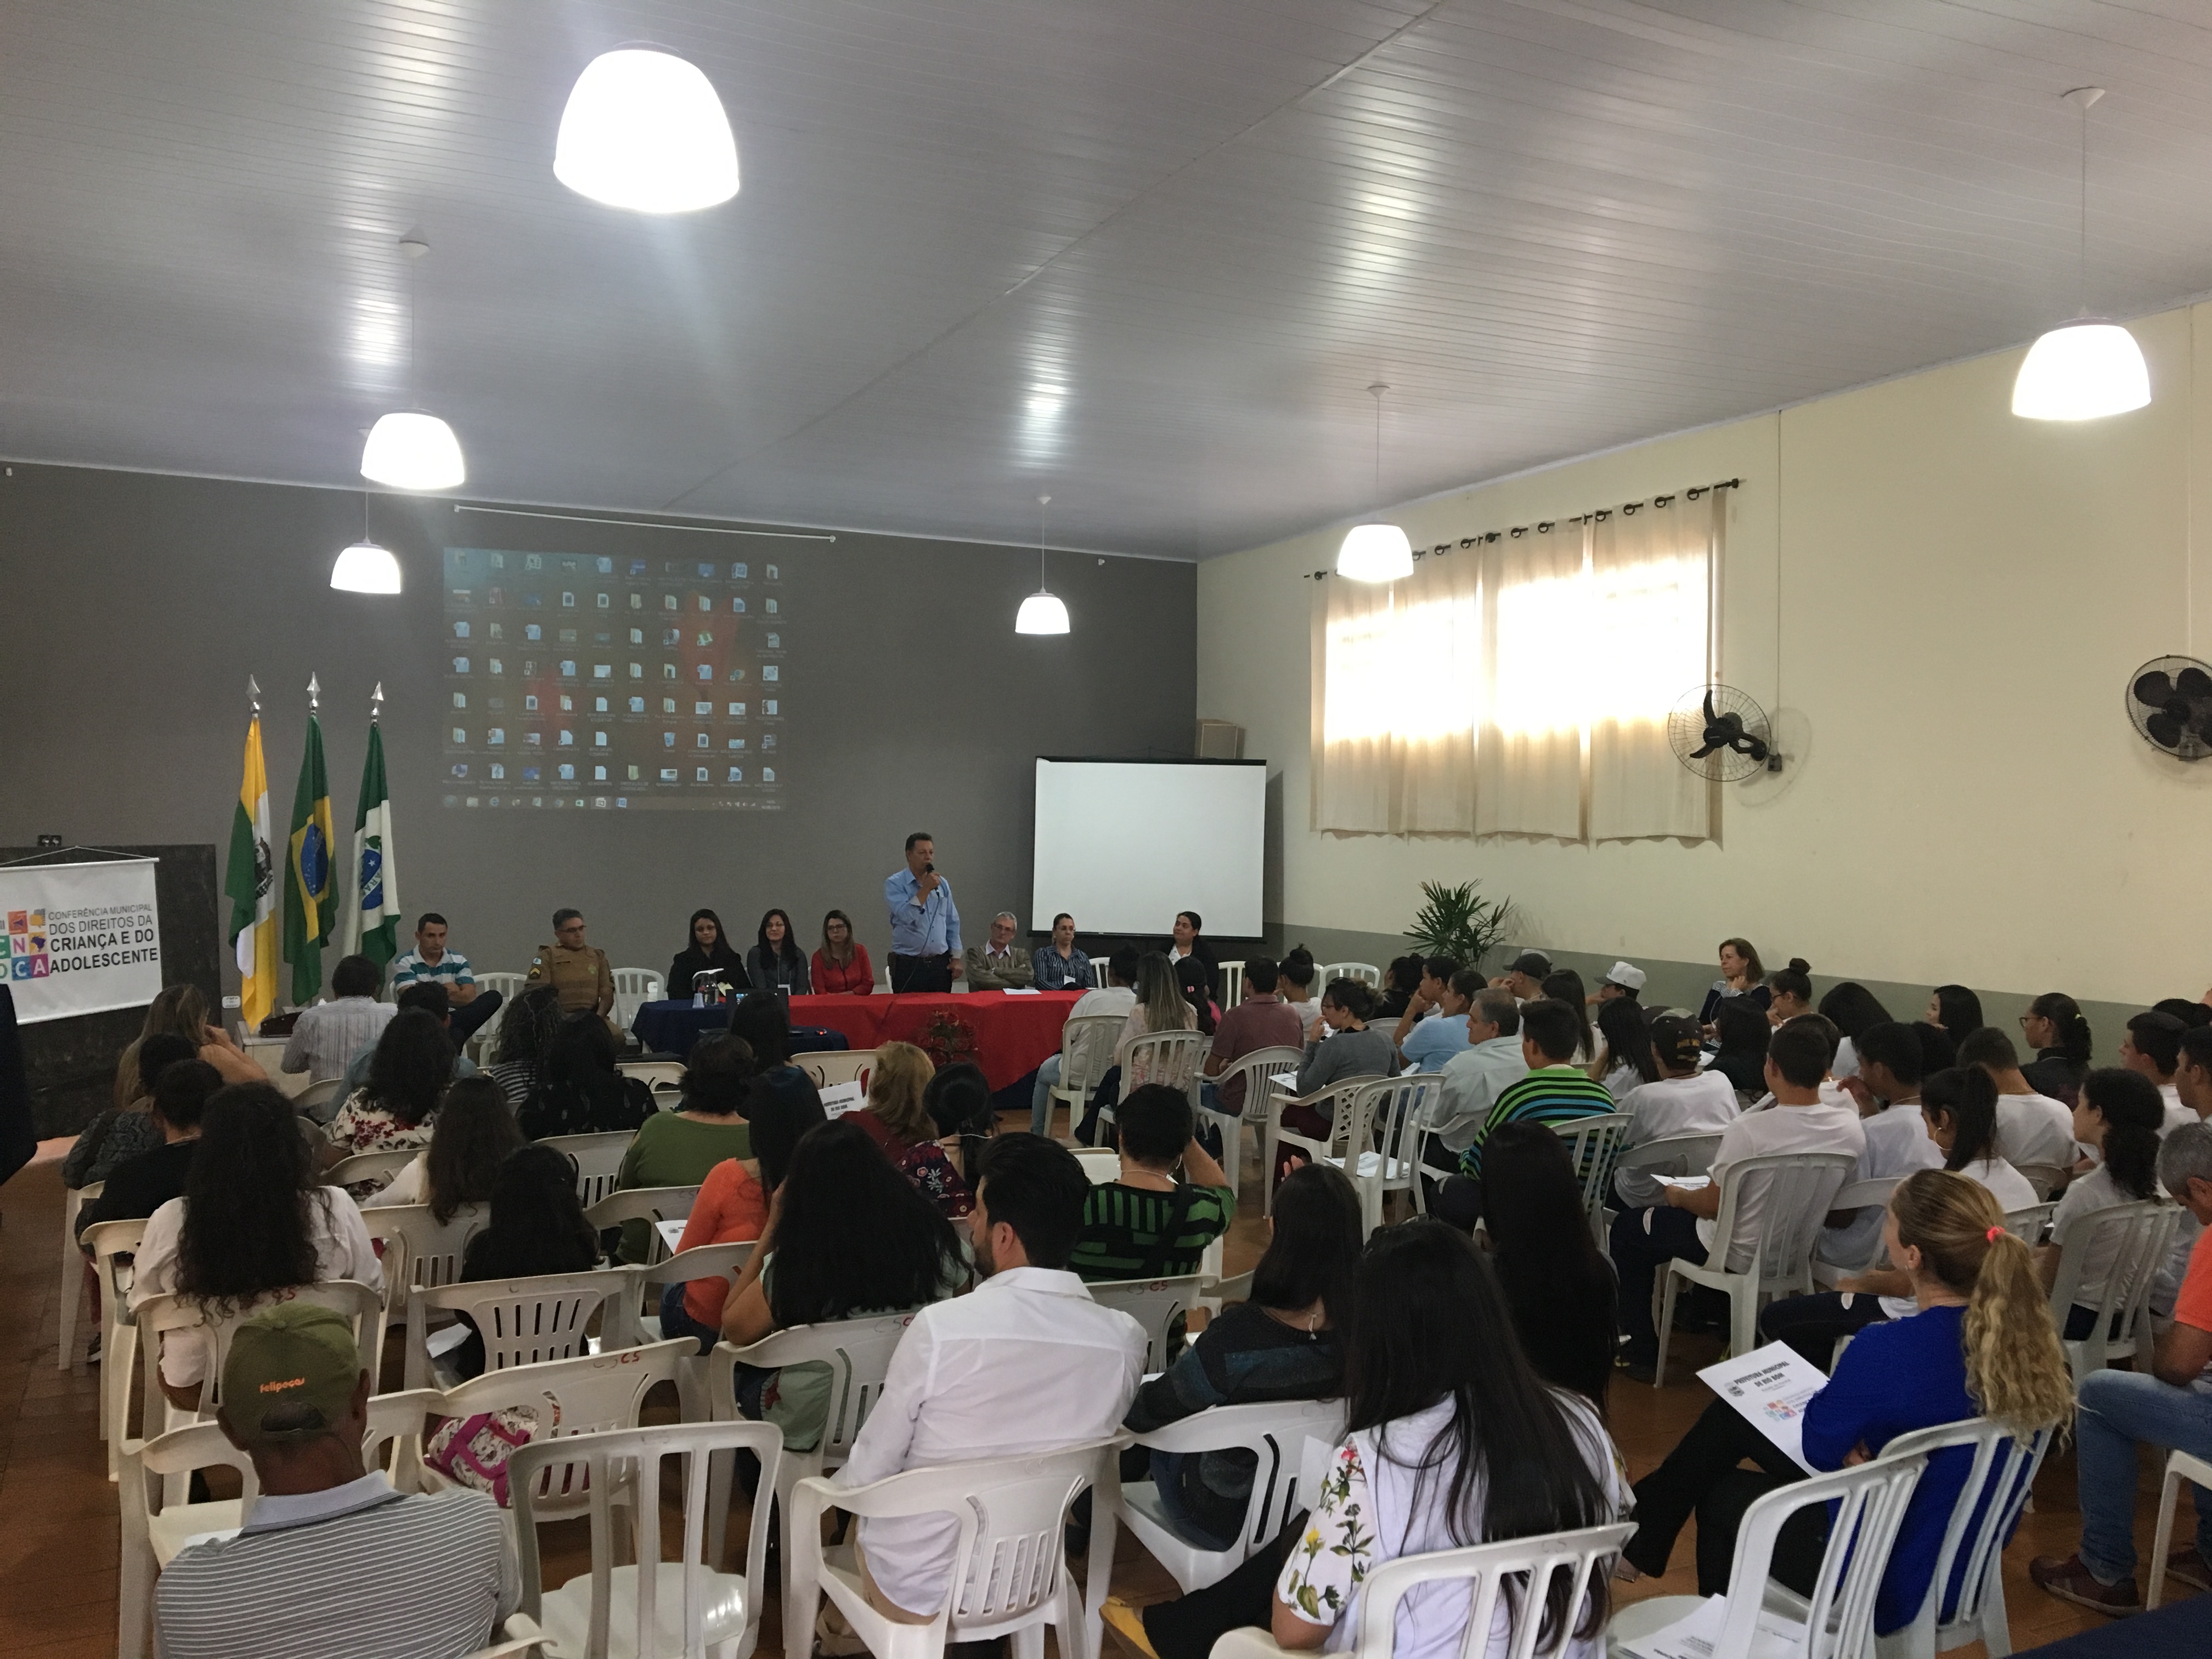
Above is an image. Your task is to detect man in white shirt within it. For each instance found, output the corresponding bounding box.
[827,1136,1145,1633]
[1957,1026,2077,1171]
[1489,950,1550,1003]
[1611,1018,1863,1380]
[2123,1010,2192,1133]
[1397,968,1480,1073]
[1818,1020,1944,1270]
[2175,1026,2212,1127]
[1030,947,1141,1134]
[1427,989,1527,1168]
[1613,1014,1739,1208]
[280,955,394,1082]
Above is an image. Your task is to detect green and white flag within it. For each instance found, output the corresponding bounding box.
[342,720,399,965]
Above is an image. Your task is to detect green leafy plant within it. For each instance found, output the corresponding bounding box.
[1406,879,1515,971]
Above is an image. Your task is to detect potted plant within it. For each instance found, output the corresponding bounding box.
[1406,879,1515,972]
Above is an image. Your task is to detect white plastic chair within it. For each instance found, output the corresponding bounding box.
[1074,1147,1120,1184]
[58,1178,99,1370]
[538,1129,636,1207]
[296,1075,348,1119]
[1278,1075,1437,1237]
[1216,961,1244,1007]
[81,1215,149,1477]
[327,1146,420,1192]
[134,1279,386,1438]
[1203,1045,1302,1199]
[1087,1275,1204,1372]
[1809,1175,1907,1290]
[611,968,665,1031]
[1259,1075,1380,1217]
[800,1047,880,1090]
[636,1240,757,1421]
[403,1266,644,1389]
[2147,1447,2212,1610]
[2003,1202,2055,1245]
[1551,1111,1634,1246]
[1111,1397,1347,1592]
[787,1440,1121,1659]
[2013,1161,2068,1201]
[619,1058,687,1090]
[1051,1013,1127,1139]
[361,1199,490,1376]
[512,1417,784,1659]
[1653,1150,1858,1387]
[1319,962,1381,988]
[587,1184,705,1267]
[2046,1197,2182,1386]
[1108,1028,1210,1137]
[469,971,531,1060]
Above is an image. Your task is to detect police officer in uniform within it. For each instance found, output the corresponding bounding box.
[527,907,615,1020]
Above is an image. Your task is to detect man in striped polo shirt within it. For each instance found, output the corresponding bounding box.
[1432,997,1616,1228]
[1070,1084,1235,1281]
[156,1304,518,1659]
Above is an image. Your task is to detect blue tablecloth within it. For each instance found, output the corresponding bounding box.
[631,998,851,1062]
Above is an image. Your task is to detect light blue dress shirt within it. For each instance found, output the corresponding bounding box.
[1400,1010,1474,1072]
[885,868,962,958]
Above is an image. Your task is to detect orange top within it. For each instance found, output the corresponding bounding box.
[675,1155,769,1328]
[2175,1224,2212,1336]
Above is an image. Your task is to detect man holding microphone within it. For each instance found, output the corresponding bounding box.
[885,832,963,992]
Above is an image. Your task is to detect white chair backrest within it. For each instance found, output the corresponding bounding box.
[1707,1151,1859,1280]
[511,1418,785,1659]
[1611,1130,1726,1181]
[717,1311,918,1465]
[59,1180,100,1370]
[1551,1111,1633,1223]
[1320,962,1382,988]
[1087,1276,1204,1372]
[1132,1397,1348,1555]
[1074,1147,1120,1184]
[616,1058,686,1089]
[638,1239,755,1308]
[361,1200,489,1297]
[437,1339,688,1514]
[1351,1521,1635,1659]
[297,1076,347,1115]
[470,973,530,1053]
[610,968,664,1029]
[2048,1198,2182,1378]
[582,1184,702,1265]
[1820,1175,1906,1276]
[2004,1201,2056,1244]
[1214,1045,1305,1125]
[2013,1161,2067,1200]
[1216,961,1244,1007]
[405,1267,642,1388]
[1878,1418,2054,1650]
[1058,1014,1127,1094]
[326,1147,419,1190]
[137,1279,383,1419]
[1124,1028,1209,1095]
[800,1047,879,1090]
[534,1130,634,1207]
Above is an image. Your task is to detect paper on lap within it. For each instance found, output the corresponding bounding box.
[1697,1340,1825,1475]
[657,1218,687,1255]
[818,1081,867,1118]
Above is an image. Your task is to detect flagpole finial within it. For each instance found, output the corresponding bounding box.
[307,672,320,712]
[370,682,385,723]
[248,674,261,714]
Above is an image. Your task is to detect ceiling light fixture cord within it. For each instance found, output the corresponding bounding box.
[1369,383,1386,510]
[1039,493,1050,589]
[2078,93,2090,313]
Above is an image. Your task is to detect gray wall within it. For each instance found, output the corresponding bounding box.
[0,463,1196,1001]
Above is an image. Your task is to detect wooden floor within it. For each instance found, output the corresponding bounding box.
[2,1119,2199,1658]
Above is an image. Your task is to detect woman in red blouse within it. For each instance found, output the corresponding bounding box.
[851,1041,972,1218]
[811,909,875,995]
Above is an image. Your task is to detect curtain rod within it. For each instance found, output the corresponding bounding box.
[1302,478,1740,579]
[453,505,836,541]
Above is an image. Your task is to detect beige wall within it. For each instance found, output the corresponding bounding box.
[1200,301,2212,1014]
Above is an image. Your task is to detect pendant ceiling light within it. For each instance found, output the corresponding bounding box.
[330,496,401,594]
[362,235,466,491]
[555,48,739,214]
[1336,383,1413,582]
[1015,494,1071,635]
[2012,87,2149,422]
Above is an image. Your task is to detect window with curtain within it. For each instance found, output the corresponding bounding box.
[1310,489,1721,842]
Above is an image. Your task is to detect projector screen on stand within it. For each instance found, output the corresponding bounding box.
[1031,758,1265,939]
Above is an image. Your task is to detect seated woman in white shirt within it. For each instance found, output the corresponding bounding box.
[129,1082,383,1412]
[1817,981,1893,1080]
[1611,1015,1740,1209]
[361,1074,524,1215]
[2037,1066,2165,1340]
[1590,996,1656,1100]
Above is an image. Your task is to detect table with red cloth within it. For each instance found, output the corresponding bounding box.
[788,990,1082,1092]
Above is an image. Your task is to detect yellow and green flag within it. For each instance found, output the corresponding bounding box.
[223,714,279,1029]
[284,712,335,1003]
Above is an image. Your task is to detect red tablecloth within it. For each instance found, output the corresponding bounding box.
[787,991,1083,1091]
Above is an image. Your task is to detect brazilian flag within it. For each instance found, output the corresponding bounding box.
[284,713,336,1003]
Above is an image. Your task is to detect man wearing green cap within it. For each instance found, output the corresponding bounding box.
[154,1303,519,1659]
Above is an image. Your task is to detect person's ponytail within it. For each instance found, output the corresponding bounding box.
[2031,992,2094,1068]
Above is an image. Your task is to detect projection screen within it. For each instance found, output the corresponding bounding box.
[1030,758,1265,939]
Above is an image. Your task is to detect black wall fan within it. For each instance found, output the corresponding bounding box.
[1668,685,1773,782]
[2126,657,2212,761]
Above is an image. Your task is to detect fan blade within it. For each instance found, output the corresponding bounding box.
[1689,740,1722,759]
[2147,712,2186,748]
[2179,667,2212,700]
[1702,690,1720,725]
[2136,670,2177,704]
[1733,733,1770,762]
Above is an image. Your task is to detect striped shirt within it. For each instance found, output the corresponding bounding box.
[1070,1181,1234,1282]
[281,996,395,1081]
[156,1475,517,1659]
[1457,1065,1618,1179]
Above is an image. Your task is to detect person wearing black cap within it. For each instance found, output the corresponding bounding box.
[1491,951,1551,1003]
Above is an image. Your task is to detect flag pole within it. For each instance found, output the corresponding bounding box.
[308,671,320,713]
[249,674,261,715]
[371,681,384,723]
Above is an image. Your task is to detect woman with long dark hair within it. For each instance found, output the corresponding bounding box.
[362,1074,524,1217]
[450,1143,604,1378]
[2021,992,2095,1106]
[1167,910,1220,1002]
[487,983,565,1109]
[1481,1122,1618,1410]
[517,1013,653,1139]
[326,1009,456,1159]
[2040,1068,2164,1338]
[1542,969,1595,1063]
[1707,999,1773,1096]
[608,1034,756,1259]
[1927,984,1985,1041]
[1377,956,1426,1024]
[812,909,874,995]
[1176,953,1220,1039]
[1818,981,1893,1079]
[744,907,811,994]
[669,908,749,1000]
[727,990,794,1071]
[1593,996,1656,1099]
[129,1082,382,1407]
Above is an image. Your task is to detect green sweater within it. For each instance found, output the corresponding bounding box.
[613,1113,752,1262]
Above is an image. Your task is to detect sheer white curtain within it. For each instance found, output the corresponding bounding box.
[1475,528,1587,839]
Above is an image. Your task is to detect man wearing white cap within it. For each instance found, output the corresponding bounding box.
[1593,961,1646,1003]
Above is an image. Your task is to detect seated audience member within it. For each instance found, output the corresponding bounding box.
[1928,983,1985,1040]
[1204,956,1308,1112]
[1166,910,1220,1003]
[719,1118,969,1447]
[1389,956,1462,1050]
[1429,989,1530,1172]
[484,984,562,1110]
[1542,969,1595,1062]
[1121,1163,1359,1554]
[516,1013,652,1139]
[1818,1020,1943,1271]
[155,1304,516,1659]
[1611,1016,1741,1210]
[2020,991,2094,1107]
[65,1031,196,1188]
[669,907,751,1000]
[2178,1026,2212,1126]
[2031,1120,2212,1613]
[526,908,614,1019]
[1763,1064,2032,1367]
[449,1143,602,1379]
[727,989,796,1073]
[113,986,267,1116]
[1593,996,1657,1100]
[2037,1068,2164,1340]
[1032,912,1094,991]
[1443,998,1615,1197]
[1482,1121,1619,1409]
[1491,950,1551,1002]
[1818,981,1892,1079]
[392,911,503,1047]
[658,1069,824,1350]
[326,1009,455,1163]
[1593,960,1646,1005]
[812,909,874,995]
[1276,948,1321,1029]
[1707,1000,1773,1096]
[1072,1084,1235,1280]
[608,1034,756,1260]
[342,981,480,1095]
[2121,1009,2191,1128]
[363,1075,524,1214]
[2158,996,2212,1030]
[76,1058,220,1239]
[1077,953,1202,1142]
[281,954,392,1080]
[1291,978,1396,1097]
[132,1084,383,1410]
[923,1061,996,1147]
[1175,955,1220,1037]
[1915,1020,1958,1075]
[746,907,812,994]
[1765,958,1814,1025]
[1375,955,1426,1023]
[1625,1171,2073,1636]
[1696,938,1770,1026]
[965,911,1036,990]
[1955,1026,2075,1171]
[856,1041,973,1218]
[825,1135,1146,1635]
[1398,967,1479,1074]
[1611,1019,1863,1381]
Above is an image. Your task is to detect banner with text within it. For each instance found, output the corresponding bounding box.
[0,858,163,1023]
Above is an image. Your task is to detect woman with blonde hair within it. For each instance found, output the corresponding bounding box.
[1620,1169,2073,1640]
[854,1040,972,1217]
